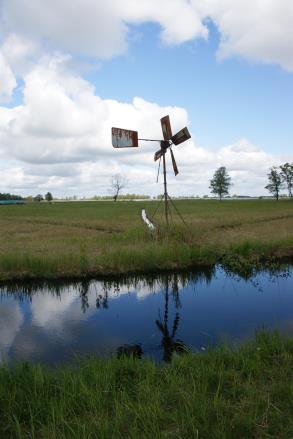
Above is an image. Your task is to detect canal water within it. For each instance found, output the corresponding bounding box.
[0,265,292,364]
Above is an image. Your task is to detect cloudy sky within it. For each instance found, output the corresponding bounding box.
[0,0,292,197]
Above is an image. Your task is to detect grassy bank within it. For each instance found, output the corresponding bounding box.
[0,333,292,438]
[0,199,292,280]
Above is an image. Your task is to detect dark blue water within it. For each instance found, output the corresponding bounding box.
[0,266,292,364]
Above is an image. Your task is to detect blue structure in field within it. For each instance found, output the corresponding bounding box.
[0,200,25,205]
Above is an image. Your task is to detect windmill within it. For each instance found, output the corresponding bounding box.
[111,115,191,225]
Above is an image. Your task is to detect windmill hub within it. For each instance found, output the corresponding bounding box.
[160,140,170,150]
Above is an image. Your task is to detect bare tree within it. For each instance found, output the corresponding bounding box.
[110,174,128,202]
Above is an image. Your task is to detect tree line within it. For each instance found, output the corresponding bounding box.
[33,192,53,202]
[0,193,23,200]
[2,164,292,202]
[0,192,53,202]
[210,162,293,200]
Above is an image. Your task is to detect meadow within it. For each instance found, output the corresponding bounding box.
[1,202,292,438]
[0,332,292,438]
[0,199,292,280]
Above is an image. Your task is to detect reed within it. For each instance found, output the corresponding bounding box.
[0,332,292,438]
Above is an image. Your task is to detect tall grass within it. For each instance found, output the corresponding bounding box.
[0,199,292,280]
[0,332,292,438]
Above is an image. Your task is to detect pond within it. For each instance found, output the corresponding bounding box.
[0,265,292,364]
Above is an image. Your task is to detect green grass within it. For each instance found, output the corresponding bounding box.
[0,332,292,438]
[0,199,292,280]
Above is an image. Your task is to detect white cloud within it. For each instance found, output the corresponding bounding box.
[1,0,128,60]
[1,33,39,76]
[0,56,188,166]
[1,0,207,59]
[29,280,162,334]
[0,57,291,197]
[1,0,293,70]
[120,0,208,45]
[199,0,293,71]
[31,290,80,329]
[105,279,165,301]
[0,52,17,102]
[173,138,289,195]
[0,302,23,363]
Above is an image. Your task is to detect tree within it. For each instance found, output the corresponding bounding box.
[265,167,283,200]
[34,194,43,202]
[45,192,53,202]
[209,167,232,200]
[110,174,128,202]
[280,162,293,198]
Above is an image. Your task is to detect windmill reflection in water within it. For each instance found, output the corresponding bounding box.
[155,274,189,362]
[116,274,189,362]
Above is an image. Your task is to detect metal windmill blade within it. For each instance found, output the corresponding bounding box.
[161,115,173,141]
[171,127,191,146]
[160,114,191,146]
[160,115,178,176]
[156,156,162,182]
[169,148,179,176]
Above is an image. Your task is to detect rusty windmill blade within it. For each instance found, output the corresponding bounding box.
[156,156,162,182]
[170,148,179,176]
[154,148,163,162]
[171,127,191,146]
[160,115,173,141]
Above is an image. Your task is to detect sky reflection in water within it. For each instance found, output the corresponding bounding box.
[0,266,292,365]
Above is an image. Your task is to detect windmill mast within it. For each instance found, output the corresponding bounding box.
[162,150,169,225]
[160,116,173,226]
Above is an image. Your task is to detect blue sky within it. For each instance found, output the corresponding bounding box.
[0,0,292,197]
[89,22,292,154]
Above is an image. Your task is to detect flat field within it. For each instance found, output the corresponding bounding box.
[0,199,292,280]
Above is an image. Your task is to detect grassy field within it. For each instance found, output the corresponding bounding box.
[0,199,292,280]
[0,332,292,438]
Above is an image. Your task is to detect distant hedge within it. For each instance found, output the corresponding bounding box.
[0,193,23,200]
